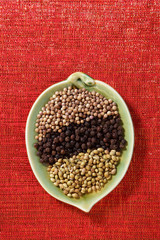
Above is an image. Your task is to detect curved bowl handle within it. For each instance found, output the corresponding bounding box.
[66,72,95,88]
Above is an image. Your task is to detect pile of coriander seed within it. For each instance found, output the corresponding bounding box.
[34,86,127,199]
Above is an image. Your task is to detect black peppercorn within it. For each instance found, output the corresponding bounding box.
[109,125,113,131]
[90,131,96,136]
[61,149,65,155]
[119,136,123,141]
[45,147,50,153]
[34,143,39,149]
[87,142,92,148]
[91,119,96,125]
[110,119,115,125]
[38,141,43,146]
[36,151,41,156]
[70,141,75,146]
[117,126,123,131]
[60,132,65,138]
[52,144,56,150]
[97,132,102,138]
[75,136,80,141]
[119,144,124,149]
[80,128,85,134]
[112,132,118,139]
[103,128,108,134]
[98,119,102,124]
[65,136,70,142]
[46,134,51,138]
[38,146,43,152]
[114,123,118,129]
[75,142,80,148]
[65,142,70,148]
[52,150,56,155]
[106,132,111,138]
[91,137,96,143]
[56,146,61,152]
[53,138,59,143]
[81,143,86,150]
[49,157,54,164]
[66,130,72,136]
[110,139,117,144]
[46,142,51,147]
[55,154,60,160]
[84,122,90,127]
[118,130,123,136]
[70,134,75,140]
[40,158,44,163]
[59,137,64,142]
[97,126,102,132]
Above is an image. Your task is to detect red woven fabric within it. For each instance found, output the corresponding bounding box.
[1,1,160,239]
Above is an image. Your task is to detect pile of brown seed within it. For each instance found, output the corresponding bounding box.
[47,148,120,199]
[35,86,118,141]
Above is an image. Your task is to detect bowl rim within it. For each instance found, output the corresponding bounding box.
[25,78,134,212]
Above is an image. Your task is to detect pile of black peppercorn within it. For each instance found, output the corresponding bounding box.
[34,114,127,164]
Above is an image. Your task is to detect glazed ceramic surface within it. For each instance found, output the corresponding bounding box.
[25,72,134,212]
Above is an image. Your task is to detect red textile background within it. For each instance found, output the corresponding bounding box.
[0,1,160,239]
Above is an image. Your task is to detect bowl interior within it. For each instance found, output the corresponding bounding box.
[25,79,134,212]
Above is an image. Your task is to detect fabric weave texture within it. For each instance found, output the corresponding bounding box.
[0,1,160,239]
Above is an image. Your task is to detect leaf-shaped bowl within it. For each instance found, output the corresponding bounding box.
[25,72,134,212]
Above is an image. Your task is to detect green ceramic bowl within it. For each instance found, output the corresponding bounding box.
[25,72,134,212]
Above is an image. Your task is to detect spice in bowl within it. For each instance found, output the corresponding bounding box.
[34,86,127,198]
